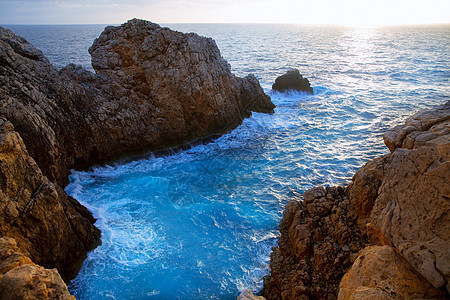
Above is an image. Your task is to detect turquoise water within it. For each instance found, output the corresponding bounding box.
[5,23,449,299]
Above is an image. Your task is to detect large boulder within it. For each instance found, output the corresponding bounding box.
[272,69,313,94]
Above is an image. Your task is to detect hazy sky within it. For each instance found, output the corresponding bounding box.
[1,0,449,26]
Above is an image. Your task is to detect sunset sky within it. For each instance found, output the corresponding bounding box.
[1,0,449,26]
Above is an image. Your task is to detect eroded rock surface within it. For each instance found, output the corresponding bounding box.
[1,20,274,188]
[264,187,367,299]
[0,19,273,287]
[0,237,75,300]
[264,102,449,299]
[0,118,100,281]
[338,245,446,300]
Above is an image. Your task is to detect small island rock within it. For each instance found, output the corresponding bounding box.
[272,69,313,94]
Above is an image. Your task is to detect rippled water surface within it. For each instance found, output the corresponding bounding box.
[5,23,449,299]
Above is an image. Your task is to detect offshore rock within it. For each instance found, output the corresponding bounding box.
[272,69,313,94]
[0,237,75,300]
[0,118,100,281]
[338,245,446,299]
[264,102,449,299]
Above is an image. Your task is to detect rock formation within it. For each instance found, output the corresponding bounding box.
[264,102,449,299]
[1,19,274,188]
[0,237,75,300]
[0,118,100,281]
[272,69,313,94]
[0,18,274,296]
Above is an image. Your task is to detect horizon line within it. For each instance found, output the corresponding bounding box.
[2,21,450,28]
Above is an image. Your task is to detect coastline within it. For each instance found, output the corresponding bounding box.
[1,20,449,299]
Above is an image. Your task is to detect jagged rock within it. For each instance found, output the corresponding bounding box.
[0,19,273,283]
[0,118,100,281]
[272,69,313,94]
[0,237,75,300]
[370,126,450,291]
[0,19,274,187]
[265,102,449,299]
[383,101,450,153]
[263,186,368,299]
[338,245,446,299]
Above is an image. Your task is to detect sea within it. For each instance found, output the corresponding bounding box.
[3,23,449,299]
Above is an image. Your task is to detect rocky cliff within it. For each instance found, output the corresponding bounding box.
[264,102,449,299]
[0,18,274,294]
[1,19,274,188]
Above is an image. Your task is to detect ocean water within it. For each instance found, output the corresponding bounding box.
[4,23,449,299]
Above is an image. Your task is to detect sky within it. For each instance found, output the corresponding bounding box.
[0,0,449,26]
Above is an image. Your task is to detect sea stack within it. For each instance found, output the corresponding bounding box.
[0,18,274,291]
[272,69,313,94]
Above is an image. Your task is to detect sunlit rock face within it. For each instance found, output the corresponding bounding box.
[0,237,75,300]
[264,102,450,299]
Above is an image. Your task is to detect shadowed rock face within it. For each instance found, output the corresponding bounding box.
[264,102,449,299]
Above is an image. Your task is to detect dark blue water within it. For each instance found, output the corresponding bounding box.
[4,23,449,299]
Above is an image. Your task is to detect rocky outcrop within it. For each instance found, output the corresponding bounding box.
[0,237,75,300]
[263,187,368,299]
[0,118,100,281]
[264,102,449,299]
[272,69,313,94]
[1,20,274,188]
[0,18,274,294]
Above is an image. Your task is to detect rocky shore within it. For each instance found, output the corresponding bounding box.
[264,101,449,299]
[0,18,274,296]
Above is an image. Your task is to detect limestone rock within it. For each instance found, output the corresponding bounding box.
[338,245,446,300]
[0,237,75,300]
[265,102,450,299]
[1,20,274,188]
[263,187,368,299]
[272,69,313,94]
[0,118,100,281]
[383,101,450,153]
[370,132,450,291]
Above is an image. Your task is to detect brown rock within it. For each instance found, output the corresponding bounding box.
[1,19,274,188]
[0,237,75,300]
[264,187,368,299]
[1,18,273,283]
[265,102,450,299]
[370,133,450,291]
[237,289,266,300]
[338,245,446,300]
[0,118,100,281]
